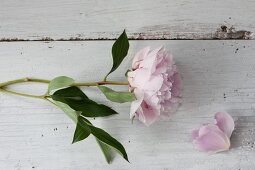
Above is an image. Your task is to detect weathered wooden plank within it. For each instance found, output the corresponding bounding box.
[0,0,254,40]
[0,40,255,169]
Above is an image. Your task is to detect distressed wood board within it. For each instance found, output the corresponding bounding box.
[0,0,254,40]
[0,40,254,170]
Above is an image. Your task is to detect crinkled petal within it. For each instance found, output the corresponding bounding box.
[193,124,230,153]
[130,89,144,118]
[139,101,160,126]
[140,46,163,73]
[143,74,163,91]
[128,68,151,88]
[171,72,182,97]
[144,92,160,107]
[132,47,150,69]
[161,97,180,115]
[214,112,235,138]
[154,50,171,74]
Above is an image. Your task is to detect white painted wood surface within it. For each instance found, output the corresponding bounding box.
[0,41,255,170]
[1,0,255,169]
[0,0,254,40]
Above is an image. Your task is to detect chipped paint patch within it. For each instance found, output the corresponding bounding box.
[214,25,253,40]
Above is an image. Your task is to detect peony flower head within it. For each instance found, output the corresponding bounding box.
[127,46,181,126]
[192,112,235,153]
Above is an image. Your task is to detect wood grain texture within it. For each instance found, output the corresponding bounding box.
[0,0,254,40]
[0,40,254,170]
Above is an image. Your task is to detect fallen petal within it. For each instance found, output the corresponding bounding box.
[193,124,230,153]
[214,112,235,138]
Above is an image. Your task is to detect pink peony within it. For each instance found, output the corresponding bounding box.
[192,112,235,153]
[127,46,181,126]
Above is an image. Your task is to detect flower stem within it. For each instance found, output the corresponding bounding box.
[0,77,129,87]
[0,88,45,99]
[0,77,129,100]
[0,78,50,87]
[73,81,129,86]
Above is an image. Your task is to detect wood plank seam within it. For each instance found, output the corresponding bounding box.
[0,26,253,41]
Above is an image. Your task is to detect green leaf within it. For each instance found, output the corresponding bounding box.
[98,85,136,103]
[51,86,117,163]
[105,30,129,80]
[54,103,114,163]
[72,116,91,143]
[48,76,74,94]
[54,101,79,122]
[96,139,113,164]
[51,86,88,100]
[51,86,118,117]
[85,118,129,162]
[78,117,116,164]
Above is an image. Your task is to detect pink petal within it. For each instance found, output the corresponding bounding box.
[154,50,171,74]
[129,68,151,88]
[160,97,180,115]
[138,101,160,126]
[130,89,144,118]
[143,74,163,91]
[144,92,160,107]
[171,72,182,97]
[214,112,235,138]
[193,124,230,153]
[140,46,163,73]
[132,47,150,70]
